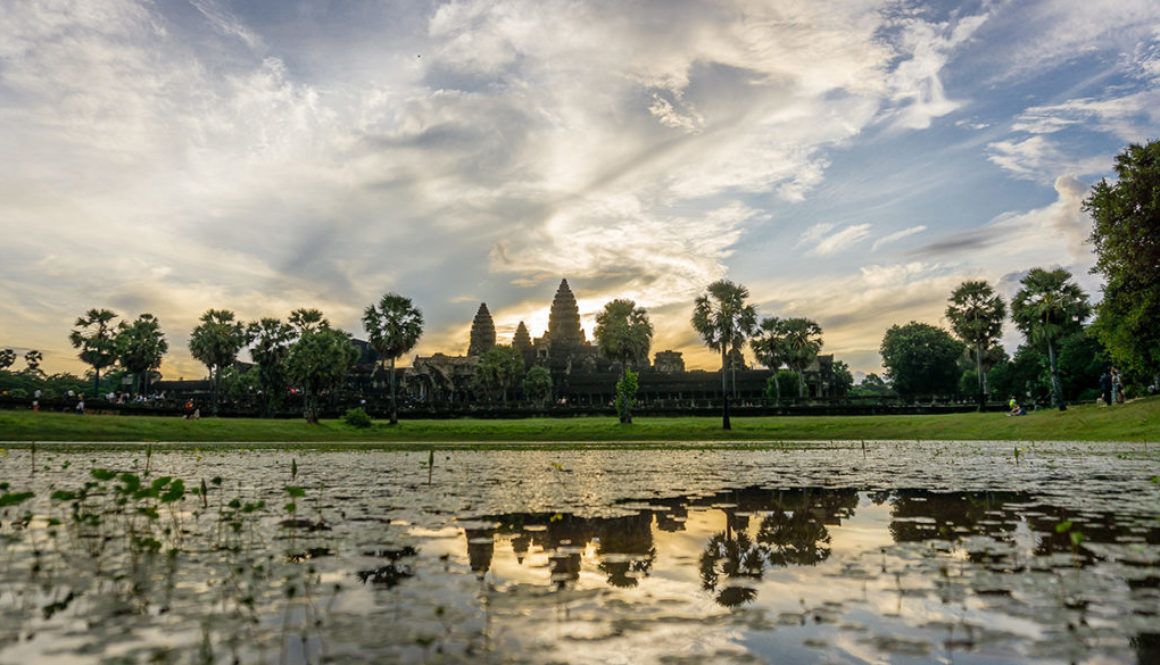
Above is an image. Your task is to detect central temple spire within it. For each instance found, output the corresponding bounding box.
[547,279,584,361]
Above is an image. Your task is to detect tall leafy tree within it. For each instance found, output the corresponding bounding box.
[594,299,653,423]
[782,318,823,399]
[286,322,358,424]
[521,365,552,407]
[751,317,790,404]
[363,293,423,425]
[471,345,525,404]
[880,322,965,400]
[945,280,1007,410]
[115,314,168,394]
[0,349,14,371]
[188,309,248,416]
[1011,268,1091,410]
[246,317,298,417]
[1083,140,1160,387]
[69,308,119,396]
[22,350,43,377]
[692,280,757,430]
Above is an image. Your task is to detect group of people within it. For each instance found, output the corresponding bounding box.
[1099,367,1127,406]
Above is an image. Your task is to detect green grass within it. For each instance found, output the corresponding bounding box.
[0,397,1156,448]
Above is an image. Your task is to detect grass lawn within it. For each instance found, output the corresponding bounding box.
[0,397,1156,448]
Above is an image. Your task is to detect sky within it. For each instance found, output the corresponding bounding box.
[2,0,1158,380]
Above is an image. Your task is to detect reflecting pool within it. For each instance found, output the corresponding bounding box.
[0,440,1157,664]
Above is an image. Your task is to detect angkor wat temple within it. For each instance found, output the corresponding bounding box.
[404,279,840,407]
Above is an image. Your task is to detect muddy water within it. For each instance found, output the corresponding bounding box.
[0,441,1157,664]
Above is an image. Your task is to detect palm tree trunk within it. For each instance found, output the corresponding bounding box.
[1048,339,1065,411]
[797,369,805,399]
[720,346,730,430]
[94,367,100,399]
[773,369,781,405]
[975,341,985,412]
[389,356,399,425]
[212,367,221,416]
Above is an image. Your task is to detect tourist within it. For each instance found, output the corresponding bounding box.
[1111,367,1122,404]
[75,394,85,415]
[1099,370,1112,405]
[1007,396,1025,416]
[32,388,40,412]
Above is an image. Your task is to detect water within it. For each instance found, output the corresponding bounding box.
[0,440,1157,664]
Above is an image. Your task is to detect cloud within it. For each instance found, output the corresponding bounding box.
[987,135,1111,182]
[871,225,926,252]
[805,224,873,257]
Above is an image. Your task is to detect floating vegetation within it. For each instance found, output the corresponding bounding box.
[0,441,1157,664]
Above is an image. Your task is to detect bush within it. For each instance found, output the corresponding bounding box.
[343,407,373,428]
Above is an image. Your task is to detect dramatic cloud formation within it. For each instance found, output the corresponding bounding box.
[1,0,1157,378]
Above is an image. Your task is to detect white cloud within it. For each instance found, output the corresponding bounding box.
[986,135,1109,182]
[871,225,926,252]
[806,224,873,257]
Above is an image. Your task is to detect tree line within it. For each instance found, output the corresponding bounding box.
[3,140,1156,422]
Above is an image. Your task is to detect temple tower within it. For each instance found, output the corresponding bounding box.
[468,303,496,356]
[547,279,584,364]
[513,321,534,367]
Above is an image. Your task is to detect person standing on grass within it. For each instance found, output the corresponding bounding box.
[75,394,85,415]
[1099,370,1112,406]
[1111,367,1122,404]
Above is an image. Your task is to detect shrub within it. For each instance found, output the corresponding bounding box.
[343,407,373,428]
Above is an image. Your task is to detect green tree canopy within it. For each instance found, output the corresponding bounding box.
[521,365,552,407]
[188,309,248,416]
[880,322,965,400]
[1011,267,1091,410]
[363,293,423,425]
[781,318,823,399]
[471,345,525,404]
[246,317,298,417]
[69,308,119,396]
[0,349,14,371]
[286,325,358,423]
[116,314,168,394]
[594,299,653,423]
[1083,140,1160,386]
[945,280,1006,409]
[692,279,756,430]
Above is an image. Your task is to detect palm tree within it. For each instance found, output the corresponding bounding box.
[0,349,15,371]
[363,293,423,425]
[751,316,790,404]
[22,350,43,377]
[1011,268,1091,410]
[246,317,298,417]
[782,318,823,399]
[69,308,119,396]
[188,309,248,416]
[945,281,1006,410]
[692,280,757,430]
[116,314,168,394]
[594,299,654,423]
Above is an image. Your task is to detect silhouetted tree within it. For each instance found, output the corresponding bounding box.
[0,349,15,371]
[782,318,823,398]
[286,322,358,423]
[188,309,247,416]
[363,293,423,425]
[471,345,524,403]
[692,280,757,430]
[594,299,653,423]
[22,350,43,377]
[69,308,118,396]
[946,280,1006,410]
[521,365,552,407]
[751,316,790,403]
[246,317,298,417]
[116,314,168,394]
[1011,268,1091,410]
